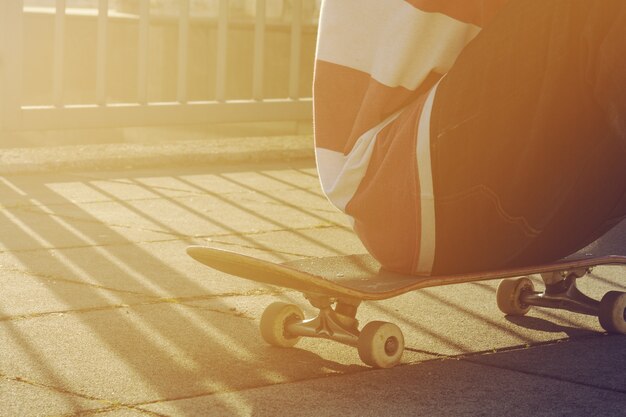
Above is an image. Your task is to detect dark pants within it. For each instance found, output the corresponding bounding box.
[430,0,626,274]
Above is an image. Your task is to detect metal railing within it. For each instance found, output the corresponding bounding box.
[0,0,315,131]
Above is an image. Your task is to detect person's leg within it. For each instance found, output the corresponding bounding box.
[429,0,626,274]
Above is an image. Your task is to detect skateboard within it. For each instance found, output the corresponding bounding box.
[187,222,626,368]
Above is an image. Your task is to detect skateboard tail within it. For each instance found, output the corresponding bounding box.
[186,246,385,299]
[186,246,264,281]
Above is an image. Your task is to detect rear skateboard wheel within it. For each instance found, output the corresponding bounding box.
[357,321,404,369]
[496,277,534,316]
[598,291,626,334]
[260,302,304,348]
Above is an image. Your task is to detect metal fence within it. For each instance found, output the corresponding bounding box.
[0,0,315,131]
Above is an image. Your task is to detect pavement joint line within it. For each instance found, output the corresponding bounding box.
[113,338,593,412]
[6,202,190,241]
[106,367,367,413]
[216,173,349,232]
[61,405,169,417]
[0,288,285,323]
[95,339,605,411]
[400,338,570,361]
[0,237,183,255]
[203,238,327,259]
[0,265,153,298]
[0,222,349,256]
[404,334,626,394]
[0,189,216,210]
[404,338,565,362]
[106,181,320,199]
[173,177,350,256]
[3,334,613,414]
[85,173,324,198]
[403,346,450,358]
[12,205,197,241]
[2,182,324,209]
[10,206,345,245]
[8,191,348,240]
[459,335,626,394]
[257,170,326,196]
[192,224,354,255]
[0,373,126,414]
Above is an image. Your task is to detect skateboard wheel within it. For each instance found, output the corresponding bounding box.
[598,291,626,334]
[260,302,304,348]
[496,277,534,316]
[357,321,404,369]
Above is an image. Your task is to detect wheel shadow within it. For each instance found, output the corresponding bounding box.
[504,315,598,337]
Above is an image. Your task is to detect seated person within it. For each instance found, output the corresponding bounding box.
[313,0,626,275]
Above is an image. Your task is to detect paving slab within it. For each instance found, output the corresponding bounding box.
[203,226,366,259]
[0,204,169,252]
[0,302,430,409]
[0,241,206,299]
[0,377,108,417]
[0,269,150,319]
[0,235,360,300]
[0,160,624,417]
[469,335,626,392]
[0,161,345,253]
[141,338,626,417]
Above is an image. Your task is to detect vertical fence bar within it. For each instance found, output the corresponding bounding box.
[1,0,24,130]
[53,0,66,107]
[96,0,109,105]
[215,0,229,102]
[137,0,150,104]
[177,0,190,103]
[289,0,303,99]
[252,0,266,101]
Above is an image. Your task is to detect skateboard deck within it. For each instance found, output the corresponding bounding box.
[187,221,626,301]
[187,247,626,301]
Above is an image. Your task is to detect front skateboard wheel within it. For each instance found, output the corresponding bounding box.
[357,321,404,368]
[260,302,304,348]
[496,277,534,316]
[598,291,626,334]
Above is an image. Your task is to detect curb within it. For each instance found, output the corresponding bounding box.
[0,135,315,175]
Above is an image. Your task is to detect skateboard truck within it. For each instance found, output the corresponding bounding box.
[260,296,405,368]
[285,297,361,346]
[497,268,626,334]
[521,268,600,316]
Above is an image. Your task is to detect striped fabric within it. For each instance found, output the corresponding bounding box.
[313,0,508,274]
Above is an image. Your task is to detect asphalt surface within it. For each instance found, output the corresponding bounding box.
[0,138,624,416]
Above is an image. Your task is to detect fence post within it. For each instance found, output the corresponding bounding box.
[0,0,24,131]
[96,0,109,106]
[215,0,229,102]
[289,0,303,99]
[53,0,66,107]
[137,0,150,104]
[252,0,266,101]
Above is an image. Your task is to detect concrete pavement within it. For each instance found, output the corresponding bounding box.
[0,140,624,416]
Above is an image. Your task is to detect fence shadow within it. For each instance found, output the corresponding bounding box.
[0,160,364,415]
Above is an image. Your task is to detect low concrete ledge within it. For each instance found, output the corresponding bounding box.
[0,135,315,175]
